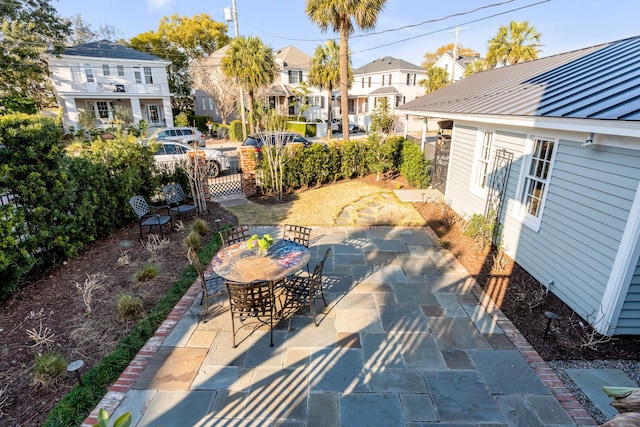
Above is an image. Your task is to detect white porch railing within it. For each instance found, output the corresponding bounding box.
[66,82,169,94]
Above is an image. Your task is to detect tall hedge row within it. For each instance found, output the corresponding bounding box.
[0,114,157,299]
[259,135,430,193]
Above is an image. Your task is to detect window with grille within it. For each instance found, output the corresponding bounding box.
[471,130,494,195]
[144,67,153,84]
[96,101,109,119]
[117,65,125,77]
[133,67,142,83]
[102,64,110,76]
[84,64,94,82]
[308,96,323,108]
[517,136,557,229]
[288,70,302,84]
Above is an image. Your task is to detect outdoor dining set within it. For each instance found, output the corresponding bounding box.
[190,224,331,348]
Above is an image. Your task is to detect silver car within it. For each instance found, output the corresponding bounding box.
[153,141,229,177]
[147,127,207,147]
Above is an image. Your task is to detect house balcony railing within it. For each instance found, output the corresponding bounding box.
[60,81,169,95]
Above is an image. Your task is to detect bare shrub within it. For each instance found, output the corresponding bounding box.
[117,251,130,266]
[142,234,170,262]
[26,321,56,348]
[491,249,511,273]
[73,273,105,315]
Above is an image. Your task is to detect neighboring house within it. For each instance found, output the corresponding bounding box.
[49,40,174,132]
[192,45,235,123]
[264,45,328,121]
[397,36,640,336]
[432,52,483,82]
[349,56,426,132]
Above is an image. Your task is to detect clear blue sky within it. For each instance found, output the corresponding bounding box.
[53,0,639,68]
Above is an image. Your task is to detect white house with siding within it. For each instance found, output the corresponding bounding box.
[349,56,426,132]
[49,40,174,132]
[397,36,640,336]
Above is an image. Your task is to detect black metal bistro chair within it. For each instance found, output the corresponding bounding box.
[283,224,312,248]
[128,195,173,240]
[162,183,197,218]
[226,279,275,347]
[188,248,226,323]
[218,225,251,247]
[281,248,331,326]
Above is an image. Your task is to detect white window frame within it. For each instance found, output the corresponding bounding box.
[143,66,153,84]
[514,135,558,231]
[133,66,142,84]
[469,129,494,197]
[201,97,206,110]
[308,95,322,108]
[102,64,110,76]
[117,65,125,77]
[208,97,214,110]
[84,64,94,83]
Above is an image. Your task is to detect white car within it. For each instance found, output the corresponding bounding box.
[153,141,229,178]
[147,127,206,147]
[314,118,339,132]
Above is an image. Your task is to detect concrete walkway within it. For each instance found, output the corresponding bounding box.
[85,226,597,426]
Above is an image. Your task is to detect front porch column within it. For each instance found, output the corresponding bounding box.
[131,100,143,125]
[63,98,78,132]
[162,98,173,127]
[403,114,409,139]
[421,117,428,153]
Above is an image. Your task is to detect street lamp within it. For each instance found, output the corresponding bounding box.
[225,0,247,140]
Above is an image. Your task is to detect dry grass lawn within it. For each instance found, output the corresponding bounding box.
[226,180,425,226]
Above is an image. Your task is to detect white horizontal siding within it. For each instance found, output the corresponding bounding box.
[617,256,640,334]
[448,122,640,333]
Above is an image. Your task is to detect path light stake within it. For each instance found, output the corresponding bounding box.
[67,359,84,386]
[214,218,222,231]
[543,311,558,341]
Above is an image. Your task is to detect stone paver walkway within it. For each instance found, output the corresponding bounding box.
[84,227,596,426]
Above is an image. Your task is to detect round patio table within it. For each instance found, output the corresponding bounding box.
[212,239,310,283]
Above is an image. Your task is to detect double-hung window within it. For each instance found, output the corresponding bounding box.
[133,66,142,84]
[102,64,110,76]
[117,65,125,77]
[518,136,557,230]
[84,64,94,83]
[144,66,153,84]
[288,70,302,84]
[470,130,493,195]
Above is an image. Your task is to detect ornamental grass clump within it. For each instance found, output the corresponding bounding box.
[32,351,68,388]
[190,218,208,236]
[116,293,144,321]
[184,230,202,252]
[135,264,159,282]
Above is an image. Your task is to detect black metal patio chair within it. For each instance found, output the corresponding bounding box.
[226,279,275,347]
[128,195,173,240]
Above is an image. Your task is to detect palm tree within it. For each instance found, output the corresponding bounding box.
[306,0,387,141]
[221,36,276,135]
[307,40,345,139]
[485,20,541,68]
[420,66,449,93]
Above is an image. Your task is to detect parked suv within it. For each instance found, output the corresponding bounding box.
[147,127,206,147]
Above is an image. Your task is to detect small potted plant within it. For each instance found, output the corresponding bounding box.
[247,233,274,256]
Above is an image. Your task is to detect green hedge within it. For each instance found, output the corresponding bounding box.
[258,134,430,194]
[0,114,158,299]
[229,120,243,141]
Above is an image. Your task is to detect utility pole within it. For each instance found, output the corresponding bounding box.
[449,26,468,82]
[225,0,247,140]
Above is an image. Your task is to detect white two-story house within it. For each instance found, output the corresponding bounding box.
[432,52,483,82]
[265,45,328,121]
[49,40,174,132]
[348,56,426,132]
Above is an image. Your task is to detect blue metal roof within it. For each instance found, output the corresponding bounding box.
[399,36,640,121]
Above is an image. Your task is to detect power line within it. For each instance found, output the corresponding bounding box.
[354,0,551,54]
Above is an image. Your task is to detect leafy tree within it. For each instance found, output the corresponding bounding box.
[308,39,343,139]
[485,20,541,68]
[291,81,311,121]
[0,0,70,107]
[421,43,479,70]
[129,14,229,111]
[420,66,449,93]
[222,36,276,135]
[306,0,387,142]
[369,97,394,134]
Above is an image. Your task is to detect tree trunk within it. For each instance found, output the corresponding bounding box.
[340,27,349,142]
[327,87,333,140]
[247,90,255,135]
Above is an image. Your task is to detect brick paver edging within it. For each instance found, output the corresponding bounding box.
[81,225,597,426]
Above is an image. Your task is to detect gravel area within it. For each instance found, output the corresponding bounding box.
[548,359,640,425]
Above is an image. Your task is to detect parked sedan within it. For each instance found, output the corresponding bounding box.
[153,141,229,177]
[147,127,207,147]
[241,132,314,158]
[335,120,361,133]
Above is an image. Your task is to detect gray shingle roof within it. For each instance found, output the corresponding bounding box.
[399,36,640,121]
[354,56,422,74]
[274,46,311,69]
[63,40,167,62]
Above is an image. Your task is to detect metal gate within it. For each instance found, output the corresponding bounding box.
[208,153,242,199]
[432,134,451,194]
[484,148,513,245]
